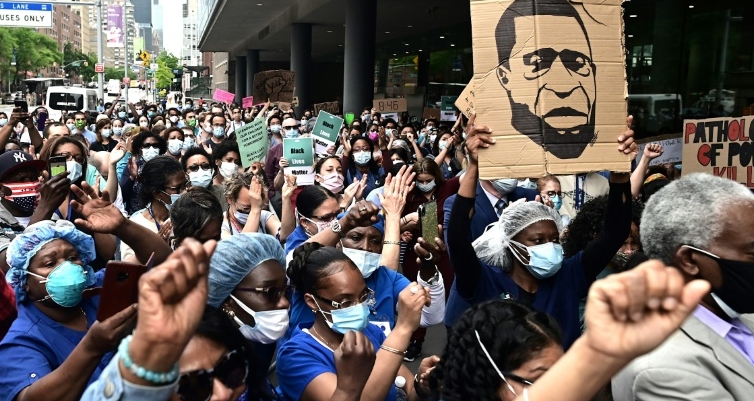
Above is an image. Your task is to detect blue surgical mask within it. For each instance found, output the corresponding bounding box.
[417,180,436,193]
[67,161,83,182]
[269,124,282,133]
[148,111,156,118]
[188,169,212,188]
[118,111,127,119]
[142,147,159,162]
[213,126,225,138]
[492,178,518,194]
[286,128,299,139]
[315,299,371,335]
[101,129,112,138]
[66,123,76,131]
[113,127,123,136]
[26,261,88,307]
[510,241,564,279]
[183,137,195,150]
[342,247,381,278]
[551,195,562,211]
[0,118,7,126]
[159,191,182,211]
[354,151,371,166]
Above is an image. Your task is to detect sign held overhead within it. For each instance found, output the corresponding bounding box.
[0,2,53,27]
[373,98,407,113]
[682,116,754,187]
[470,0,629,178]
[252,70,295,103]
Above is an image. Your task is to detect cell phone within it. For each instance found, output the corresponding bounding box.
[37,111,48,131]
[14,99,28,113]
[48,155,67,177]
[418,201,439,251]
[97,254,154,321]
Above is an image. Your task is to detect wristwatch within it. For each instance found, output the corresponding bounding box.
[329,219,343,237]
[423,267,441,286]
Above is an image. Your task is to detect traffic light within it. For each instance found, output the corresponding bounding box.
[83,61,88,67]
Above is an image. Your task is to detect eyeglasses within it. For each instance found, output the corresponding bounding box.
[503,372,534,386]
[163,181,190,194]
[52,152,86,164]
[177,349,248,401]
[315,287,374,310]
[543,191,563,197]
[283,125,299,130]
[142,143,160,149]
[309,212,338,222]
[187,163,212,172]
[235,285,292,303]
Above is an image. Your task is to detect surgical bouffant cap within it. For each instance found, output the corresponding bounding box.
[207,232,286,308]
[472,199,563,270]
[6,220,97,302]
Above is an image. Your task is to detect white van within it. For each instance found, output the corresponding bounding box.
[107,79,121,96]
[45,86,98,122]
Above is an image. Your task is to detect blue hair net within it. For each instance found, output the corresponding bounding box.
[207,232,286,308]
[6,220,97,302]
[337,212,384,235]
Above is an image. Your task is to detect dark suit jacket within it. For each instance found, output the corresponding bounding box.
[442,182,537,327]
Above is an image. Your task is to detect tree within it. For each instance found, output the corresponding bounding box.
[11,28,61,79]
[104,67,136,81]
[155,50,179,90]
[62,42,96,82]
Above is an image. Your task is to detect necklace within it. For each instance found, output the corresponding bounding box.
[311,326,336,350]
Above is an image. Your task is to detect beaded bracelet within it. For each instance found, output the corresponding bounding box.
[118,334,180,384]
[383,240,401,245]
[380,344,407,356]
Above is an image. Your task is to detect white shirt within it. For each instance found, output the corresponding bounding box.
[480,182,507,211]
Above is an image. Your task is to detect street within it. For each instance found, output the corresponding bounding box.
[0,87,152,116]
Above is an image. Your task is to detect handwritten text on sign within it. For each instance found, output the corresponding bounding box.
[235,119,268,169]
[682,116,754,187]
[373,98,407,113]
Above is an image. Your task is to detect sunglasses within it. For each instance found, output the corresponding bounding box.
[235,285,292,303]
[177,349,249,401]
[187,163,212,172]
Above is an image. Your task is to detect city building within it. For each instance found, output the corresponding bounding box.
[198,0,754,136]
[132,0,153,52]
[152,0,163,54]
[38,5,83,81]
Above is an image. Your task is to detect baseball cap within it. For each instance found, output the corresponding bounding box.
[0,151,46,181]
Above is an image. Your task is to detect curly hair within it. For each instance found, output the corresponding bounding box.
[170,187,223,246]
[561,195,644,258]
[223,171,268,202]
[138,155,184,205]
[428,299,562,401]
[287,242,354,294]
[132,130,167,158]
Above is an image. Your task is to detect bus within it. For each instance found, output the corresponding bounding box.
[23,78,68,97]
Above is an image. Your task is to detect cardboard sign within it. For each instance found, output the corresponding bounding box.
[381,112,399,122]
[373,98,407,113]
[681,116,754,187]
[455,79,475,118]
[314,102,339,116]
[235,119,268,169]
[212,88,235,104]
[276,102,292,112]
[283,137,315,185]
[637,133,683,167]
[252,70,296,103]
[423,108,441,121]
[311,111,344,155]
[241,96,254,109]
[470,0,629,178]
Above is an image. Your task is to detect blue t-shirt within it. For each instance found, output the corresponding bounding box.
[283,266,410,342]
[277,323,396,401]
[446,252,588,349]
[0,275,110,401]
[284,226,309,257]
[346,167,383,197]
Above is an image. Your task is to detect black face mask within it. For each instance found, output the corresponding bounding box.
[685,245,754,315]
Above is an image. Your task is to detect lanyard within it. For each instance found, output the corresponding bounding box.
[54,197,74,221]
[147,206,161,231]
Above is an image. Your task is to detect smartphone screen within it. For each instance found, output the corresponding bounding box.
[37,112,48,132]
[419,201,439,251]
[14,100,28,113]
[49,156,67,177]
[97,261,147,321]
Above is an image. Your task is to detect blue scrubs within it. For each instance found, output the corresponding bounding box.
[277,323,396,401]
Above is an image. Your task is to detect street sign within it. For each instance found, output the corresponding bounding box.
[141,60,149,67]
[150,63,157,70]
[94,63,105,73]
[131,65,139,72]
[139,50,150,62]
[0,2,53,28]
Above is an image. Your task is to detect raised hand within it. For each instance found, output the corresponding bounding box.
[127,239,218,372]
[583,260,709,362]
[395,282,430,333]
[379,165,416,218]
[83,303,137,355]
[279,157,289,169]
[465,113,495,163]
[35,171,71,217]
[334,331,376,397]
[338,200,380,231]
[414,230,446,265]
[249,176,264,210]
[643,143,664,160]
[110,142,127,165]
[618,115,638,158]
[70,182,125,234]
[282,174,297,200]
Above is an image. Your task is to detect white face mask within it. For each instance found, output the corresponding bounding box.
[66,161,83,182]
[341,247,381,278]
[142,147,160,162]
[188,169,212,188]
[167,138,183,155]
[229,294,289,344]
[219,161,238,178]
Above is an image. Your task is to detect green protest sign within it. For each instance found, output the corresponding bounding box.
[283,137,315,185]
[235,119,268,169]
[441,96,458,111]
[311,111,344,154]
[344,113,355,125]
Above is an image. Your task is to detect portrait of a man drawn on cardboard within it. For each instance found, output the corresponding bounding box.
[494,0,597,159]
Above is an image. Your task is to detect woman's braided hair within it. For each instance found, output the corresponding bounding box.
[428,299,562,401]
